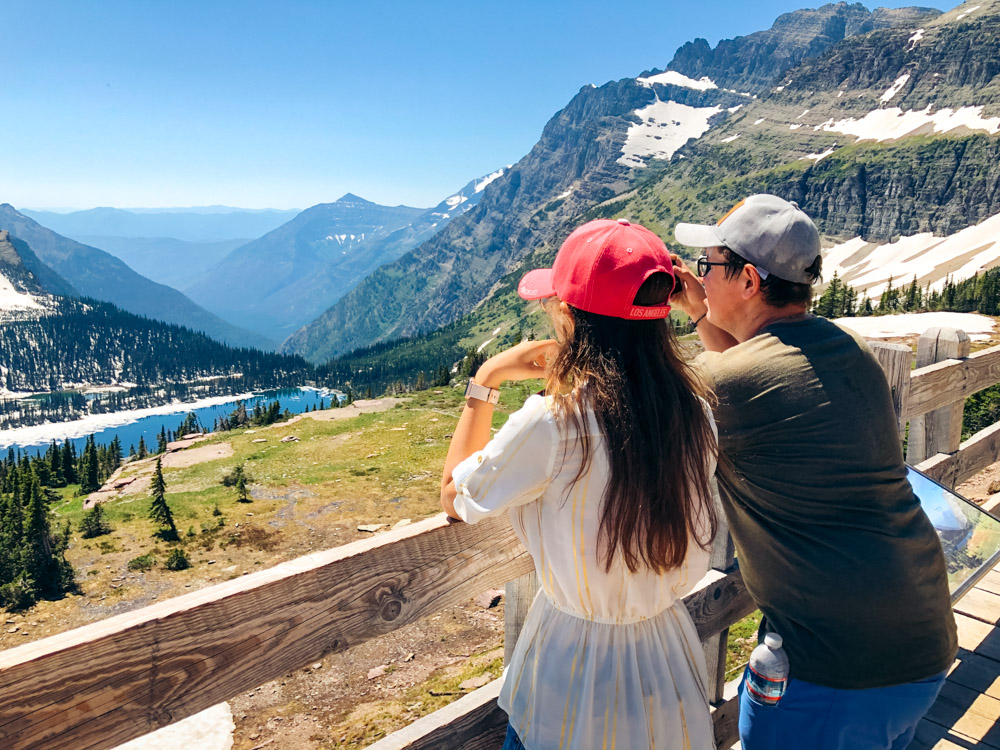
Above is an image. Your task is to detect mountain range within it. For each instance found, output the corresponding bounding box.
[0,205,274,350]
[283,0,947,365]
[302,0,1000,396]
[184,171,506,342]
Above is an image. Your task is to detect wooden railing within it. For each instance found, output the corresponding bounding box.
[2,326,999,750]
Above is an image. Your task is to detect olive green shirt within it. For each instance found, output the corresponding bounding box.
[697,315,957,689]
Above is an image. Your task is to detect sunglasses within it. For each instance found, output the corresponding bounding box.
[696,255,731,278]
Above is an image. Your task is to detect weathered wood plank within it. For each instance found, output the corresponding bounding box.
[912,717,998,750]
[703,509,736,705]
[975,569,1000,597]
[0,508,749,750]
[954,586,1000,626]
[948,649,1000,701]
[924,680,1000,748]
[908,344,1000,420]
[871,342,912,440]
[711,695,740,750]
[915,420,1000,488]
[369,678,743,750]
[955,612,1000,662]
[908,329,970,464]
[0,514,533,750]
[685,567,754,643]
[366,677,507,750]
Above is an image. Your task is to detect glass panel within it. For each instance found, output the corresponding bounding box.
[907,465,1000,601]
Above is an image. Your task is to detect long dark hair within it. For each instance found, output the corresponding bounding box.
[545,273,718,573]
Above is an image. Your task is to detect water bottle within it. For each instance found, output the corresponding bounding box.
[745,632,789,705]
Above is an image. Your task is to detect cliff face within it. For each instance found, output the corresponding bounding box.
[0,230,77,298]
[667,2,939,93]
[286,3,929,362]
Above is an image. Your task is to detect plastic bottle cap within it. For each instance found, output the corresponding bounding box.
[764,632,783,649]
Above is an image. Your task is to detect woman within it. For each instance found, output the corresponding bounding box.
[441,218,718,750]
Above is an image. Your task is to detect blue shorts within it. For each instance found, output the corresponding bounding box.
[738,668,947,750]
[502,723,527,750]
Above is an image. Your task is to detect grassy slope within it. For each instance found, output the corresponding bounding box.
[4,386,759,745]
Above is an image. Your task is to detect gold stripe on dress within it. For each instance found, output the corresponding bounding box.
[578,469,596,617]
[559,635,585,749]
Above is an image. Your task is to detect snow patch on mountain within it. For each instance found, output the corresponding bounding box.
[618,99,722,168]
[819,105,1000,142]
[880,73,910,103]
[906,29,925,51]
[637,71,718,91]
[822,211,1000,297]
[805,146,837,161]
[956,5,981,21]
[0,271,42,313]
[835,312,995,341]
[474,168,506,193]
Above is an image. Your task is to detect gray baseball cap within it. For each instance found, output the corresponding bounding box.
[674,194,821,284]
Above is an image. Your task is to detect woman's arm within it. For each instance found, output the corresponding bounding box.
[441,339,557,519]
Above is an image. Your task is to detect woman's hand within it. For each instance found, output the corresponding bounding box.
[475,339,558,389]
[669,254,707,320]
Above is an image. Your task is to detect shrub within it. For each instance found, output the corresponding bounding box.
[0,575,37,611]
[164,549,191,571]
[127,553,156,572]
[79,504,112,539]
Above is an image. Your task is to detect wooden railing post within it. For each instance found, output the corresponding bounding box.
[907,328,970,472]
[869,342,913,442]
[504,572,539,665]
[702,488,735,707]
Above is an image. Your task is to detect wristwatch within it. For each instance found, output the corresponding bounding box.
[464,378,500,405]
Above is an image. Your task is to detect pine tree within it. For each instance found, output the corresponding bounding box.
[157,426,168,454]
[137,436,148,459]
[236,468,250,503]
[22,471,74,598]
[79,503,112,538]
[148,458,178,541]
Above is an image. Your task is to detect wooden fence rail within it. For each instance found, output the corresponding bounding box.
[2,326,1000,750]
[0,513,752,750]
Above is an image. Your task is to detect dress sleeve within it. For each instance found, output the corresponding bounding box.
[450,395,557,524]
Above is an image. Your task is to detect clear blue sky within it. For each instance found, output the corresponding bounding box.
[2,0,951,211]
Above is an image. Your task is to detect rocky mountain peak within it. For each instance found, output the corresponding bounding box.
[336,193,373,204]
[666,2,941,93]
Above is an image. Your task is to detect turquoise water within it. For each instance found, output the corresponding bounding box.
[8,387,342,456]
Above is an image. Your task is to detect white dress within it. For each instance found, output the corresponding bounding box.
[452,394,716,750]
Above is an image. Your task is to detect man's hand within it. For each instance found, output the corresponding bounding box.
[670,254,708,320]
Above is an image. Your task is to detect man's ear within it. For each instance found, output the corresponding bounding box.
[741,265,763,300]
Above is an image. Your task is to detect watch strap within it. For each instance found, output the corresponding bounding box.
[465,379,500,405]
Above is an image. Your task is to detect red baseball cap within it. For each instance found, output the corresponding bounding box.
[517,219,676,319]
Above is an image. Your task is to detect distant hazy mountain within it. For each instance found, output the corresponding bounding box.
[186,172,505,343]
[20,207,299,243]
[73,236,248,290]
[0,204,275,350]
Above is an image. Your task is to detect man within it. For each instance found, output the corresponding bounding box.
[670,194,957,750]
